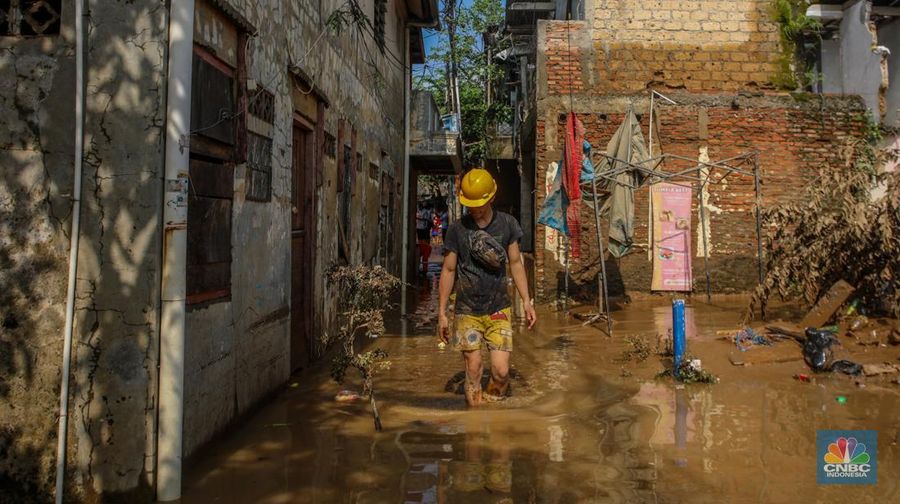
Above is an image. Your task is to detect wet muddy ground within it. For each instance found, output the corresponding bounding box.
[180,252,899,503]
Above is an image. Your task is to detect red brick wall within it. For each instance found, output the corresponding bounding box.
[545,21,587,95]
[534,97,867,301]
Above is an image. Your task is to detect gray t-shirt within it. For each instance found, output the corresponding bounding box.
[444,211,523,315]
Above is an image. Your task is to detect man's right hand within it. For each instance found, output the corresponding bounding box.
[438,313,450,344]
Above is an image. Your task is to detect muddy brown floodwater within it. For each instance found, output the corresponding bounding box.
[181,275,899,503]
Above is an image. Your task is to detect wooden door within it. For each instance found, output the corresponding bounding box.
[291,122,315,371]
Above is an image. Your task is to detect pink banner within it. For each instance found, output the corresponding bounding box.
[651,183,693,291]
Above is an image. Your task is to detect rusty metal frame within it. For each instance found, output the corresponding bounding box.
[573,150,764,333]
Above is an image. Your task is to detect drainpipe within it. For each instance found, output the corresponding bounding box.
[401,25,411,315]
[54,0,85,501]
[158,0,194,501]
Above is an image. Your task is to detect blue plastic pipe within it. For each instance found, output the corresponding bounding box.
[672,299,686,379]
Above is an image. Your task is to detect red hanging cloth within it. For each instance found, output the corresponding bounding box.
[562,112,584,258]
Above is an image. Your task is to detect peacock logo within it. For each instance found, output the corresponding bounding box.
[817,430,876,484]
[824,437,870,465]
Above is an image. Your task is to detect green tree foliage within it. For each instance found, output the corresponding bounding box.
[416,0,512,167]
[771,0,822,90]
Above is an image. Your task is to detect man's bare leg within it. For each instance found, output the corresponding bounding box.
[462,350,483,406]
[485,350,510,398]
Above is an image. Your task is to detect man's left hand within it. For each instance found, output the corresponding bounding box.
[525,303,537,329]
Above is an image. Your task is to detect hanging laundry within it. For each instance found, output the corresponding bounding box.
[562,113,584,258]
[537,160,570,236]
[591,108,649,258]
[579,140,595,184]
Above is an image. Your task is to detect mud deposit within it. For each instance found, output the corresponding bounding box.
[181,287,899,503]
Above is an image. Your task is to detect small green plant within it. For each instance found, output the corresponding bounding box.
[327,265,400,431]
[771,0,822,90]
[656,356,719,384]
[619,335,651,363]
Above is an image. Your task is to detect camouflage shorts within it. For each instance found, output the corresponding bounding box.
[452,308,513,352]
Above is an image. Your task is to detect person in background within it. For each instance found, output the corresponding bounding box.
[432,211,441,239]
[440,208,449,242]
[416,204,432,274]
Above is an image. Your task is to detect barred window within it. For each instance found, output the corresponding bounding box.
[1,0,61,37]
[323,132,336,159]
[249,89,274,124]
[374,0,386,53]
[246,132,272,202]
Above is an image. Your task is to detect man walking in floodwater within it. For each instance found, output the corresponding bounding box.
[438,168,537,406]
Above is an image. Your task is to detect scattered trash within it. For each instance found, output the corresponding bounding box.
[794,373,813,383]
[290,382,299,388]
[688,359,702,372]
[856,381,866,388]
[728,353,745,366]
[764,322,805,342]
[437,341,447,350]
[836,396,847,404]
[803,328,837,372]
[335,390,361,403]
[799,280,856,329]
[846,299,860,316]
[862,363,900,377]
[820,325,839,333]
[734,327,771,351]
[889,325,900,346]
[848,315,869,331]
[830,360,863,376]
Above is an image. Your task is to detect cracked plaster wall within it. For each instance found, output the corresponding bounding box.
[1,0,167,501]
[2,0,411,499]
[0,0,77,499]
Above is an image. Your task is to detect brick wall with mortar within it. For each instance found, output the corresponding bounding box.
[534,95,868,303]
[542,1,783,96]
[531,3,872,303]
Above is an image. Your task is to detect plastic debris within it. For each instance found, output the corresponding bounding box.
[794,373,813,383]
[836,396,847,404]
[437,341,447,350]
[848,315,869,331]
[830,360,863,376]
[803,328,837,371]
[335,390,361,403]
[734,327,771,351]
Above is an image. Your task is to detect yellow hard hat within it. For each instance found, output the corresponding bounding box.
[458,168,497,207]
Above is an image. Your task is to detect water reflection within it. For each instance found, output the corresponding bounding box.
[399,421,515,503]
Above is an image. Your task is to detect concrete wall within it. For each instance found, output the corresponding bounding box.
[1,0,168,501]
[1,0,413,500]
[0,0,78,498]
[531,6,869,302]
[838,0,884,122]
[880,18,900,127]
[181,0,410,458]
